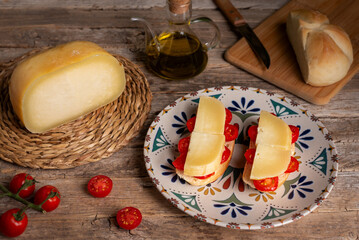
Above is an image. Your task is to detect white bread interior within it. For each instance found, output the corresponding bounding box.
[286,9,353,86]
[176,140,235,186]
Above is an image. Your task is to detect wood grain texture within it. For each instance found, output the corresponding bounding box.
[0,0,358,239]
[225,0,359,105]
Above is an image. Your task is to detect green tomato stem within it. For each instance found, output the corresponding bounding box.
[0,183,45,213]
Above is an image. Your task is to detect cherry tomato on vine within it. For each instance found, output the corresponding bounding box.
[289,125,300,143]
[116,207,142,230]
[247,125,258,141]
[87,175,113,198]
[34,185,61,212]
[253,177,279,192]
[186,116,196,132]
[9,173,35,198]
[225,108,232,124]
[0,208,28,238]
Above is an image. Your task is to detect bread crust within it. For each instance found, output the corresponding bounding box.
[286,9,353,86]
[176,140,235,186]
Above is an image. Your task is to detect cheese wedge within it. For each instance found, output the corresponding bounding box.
[250,145,292,179]
[255,111,292,149]
[250,111,292,179]
[193,96,225,134]
[9,41,126,133]
[184,132,225,176]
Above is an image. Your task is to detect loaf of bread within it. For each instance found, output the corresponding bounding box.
[9,41,126,133]
[286,9,353,86]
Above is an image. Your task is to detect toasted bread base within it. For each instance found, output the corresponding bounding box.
[242,141,295,192]
[176,140,235,186]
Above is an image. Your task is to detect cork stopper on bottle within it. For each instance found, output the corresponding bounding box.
[168,0,191,14]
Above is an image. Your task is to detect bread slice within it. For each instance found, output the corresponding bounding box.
[176,140,235,186]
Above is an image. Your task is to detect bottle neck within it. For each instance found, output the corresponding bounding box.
[166,0,192,25]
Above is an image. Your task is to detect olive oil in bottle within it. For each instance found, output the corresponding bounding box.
[147,31,208,80]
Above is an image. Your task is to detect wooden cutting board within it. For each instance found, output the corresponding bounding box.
[225,0,359,105]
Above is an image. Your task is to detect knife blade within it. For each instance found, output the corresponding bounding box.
[213,0,270,68]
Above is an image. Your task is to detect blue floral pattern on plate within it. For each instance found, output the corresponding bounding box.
[144,86,338,230]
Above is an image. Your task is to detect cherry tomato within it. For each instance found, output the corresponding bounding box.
[253,177,279,192]
[221,146,231,164]
[186,116,196,132]
[9,173,35,198]
[289,125,299,143]
[116,207,142,230]
[172,153,186,171]
[285,156,300,173]
[194,172,215,179]
[87,175,113,198]
[244,148,256,164]
[225,108,232,124]
[247,125,258,141]
[224,123,239,142]
[0,208,28,238]
[178,136,190,153]
[34,185,61,212]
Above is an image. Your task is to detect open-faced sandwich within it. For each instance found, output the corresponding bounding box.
[242,111,300,192]
[172,96,239,186]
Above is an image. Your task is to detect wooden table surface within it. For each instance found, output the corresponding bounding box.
[0,0,358,239]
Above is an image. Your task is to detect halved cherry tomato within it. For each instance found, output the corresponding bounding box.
[178,136,190,153]
[289,125,299,143]
[225,108,232,124]
[9,173,35,198]
[247,125,258,141]
[221,146,231,164]
[194,172,215,179]
[116,207,142,230]
[34,185,61,212]
[244,148,256,164]
[224,123,239,141]
[186,116,196,132]
[172,153,186,171]
[0,208,28,238]
[253,177,279,192]
[87,175,113,198]
[285,156,299,173]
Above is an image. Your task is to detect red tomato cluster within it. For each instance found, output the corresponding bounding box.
[173,108,239,180]
[0,173,60,238]
[87,175,142,231]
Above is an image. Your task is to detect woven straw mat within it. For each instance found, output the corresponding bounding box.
[0,49,152,169]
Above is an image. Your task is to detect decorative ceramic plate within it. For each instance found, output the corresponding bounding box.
[143,86,338,229]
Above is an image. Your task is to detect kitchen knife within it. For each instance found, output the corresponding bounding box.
[214,0,271,68]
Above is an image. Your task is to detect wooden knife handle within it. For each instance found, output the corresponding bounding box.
[213,0,246,26]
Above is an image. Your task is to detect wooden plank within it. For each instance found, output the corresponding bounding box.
[0,0,288,10]
[225,0,359,105]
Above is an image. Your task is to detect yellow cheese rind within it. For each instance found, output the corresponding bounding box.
[9,41,126,133]
[184,132,225,176]
[250,145,292,179]
[250,111,292,179]
[193,96,225,134]
[255,111,292,149]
